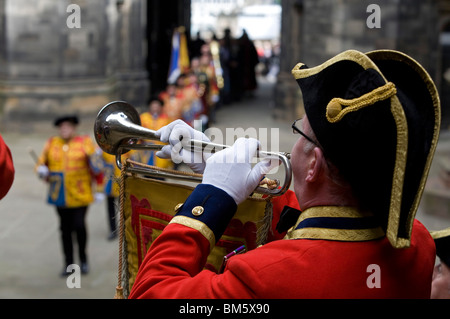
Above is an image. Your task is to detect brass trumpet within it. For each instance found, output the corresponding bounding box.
[94,101,292,196]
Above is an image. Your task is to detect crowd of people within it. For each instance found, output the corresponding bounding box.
[155,55,217,130]
[149,28,261,133]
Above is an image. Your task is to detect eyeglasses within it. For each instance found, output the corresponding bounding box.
[292,118,320,147]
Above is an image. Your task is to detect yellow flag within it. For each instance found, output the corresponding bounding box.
[121,174,269,293]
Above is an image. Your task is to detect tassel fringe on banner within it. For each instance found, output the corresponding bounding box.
[256,196,273,247]
[113,160,128,299]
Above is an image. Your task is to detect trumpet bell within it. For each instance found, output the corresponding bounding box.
[94,101,145,155]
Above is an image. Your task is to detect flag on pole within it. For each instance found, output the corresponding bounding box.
[168,26,190,84]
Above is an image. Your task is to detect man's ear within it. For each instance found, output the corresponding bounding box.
[305,147,325,183]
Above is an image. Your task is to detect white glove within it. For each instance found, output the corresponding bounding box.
[94,192,106,203]
[202,137,278,205]
[37,165,49,179]
[156,119,212,174]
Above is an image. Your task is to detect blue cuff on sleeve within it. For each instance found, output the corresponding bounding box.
[175,184,237,244]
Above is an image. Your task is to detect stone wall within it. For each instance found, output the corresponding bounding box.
[273,0,303,122]
[275,0,442,122]
[0,0,149,131]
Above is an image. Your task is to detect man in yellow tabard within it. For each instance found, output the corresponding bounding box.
[138,98,173,170]
[36,115,103,276]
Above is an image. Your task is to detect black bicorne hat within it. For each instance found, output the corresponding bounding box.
[54,115,79,127]
[292,50,440,248]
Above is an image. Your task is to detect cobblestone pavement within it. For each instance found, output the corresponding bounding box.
[0,77,449,299]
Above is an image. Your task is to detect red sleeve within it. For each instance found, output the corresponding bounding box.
[129,184,257,299]
[0,134,14,200]
[129,187,301,299]
[129,223,257,299]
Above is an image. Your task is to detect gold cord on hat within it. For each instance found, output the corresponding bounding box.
[326,82,397,123]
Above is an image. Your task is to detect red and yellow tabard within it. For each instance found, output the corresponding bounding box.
[138,112,173,169]
[38,135,101,208]
[159,91,185,120]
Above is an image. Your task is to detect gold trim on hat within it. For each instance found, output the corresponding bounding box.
[367,50,441,248]
[386,95,409,248]
[291,50,381,79]
[430,227,450,240]
[326,82,397,123]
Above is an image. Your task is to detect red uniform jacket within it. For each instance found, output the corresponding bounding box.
[0,134,14,200]
[129,185,435,299]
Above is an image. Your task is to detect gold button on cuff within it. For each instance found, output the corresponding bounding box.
[192,206,204,216]
[174,203,183,213]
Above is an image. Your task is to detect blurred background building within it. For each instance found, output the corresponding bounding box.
[275,0,450,129]
[0,0,190,131]
[0,0,449,130]
[191,0,281,40]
